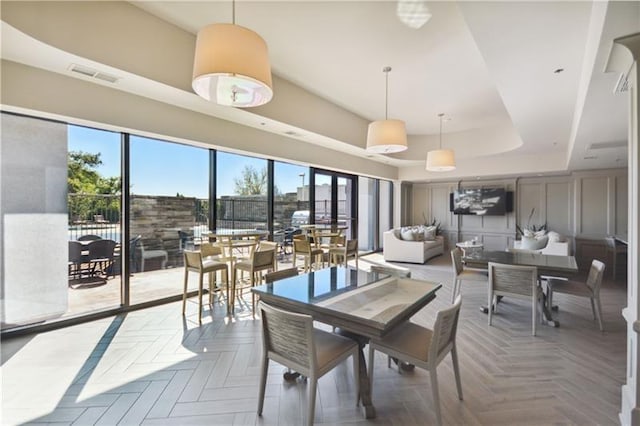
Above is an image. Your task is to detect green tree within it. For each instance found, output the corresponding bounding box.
[234,165,267,195]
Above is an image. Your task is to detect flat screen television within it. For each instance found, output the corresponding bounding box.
[452,188,507,215]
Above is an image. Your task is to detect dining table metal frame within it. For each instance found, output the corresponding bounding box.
[252,266,442,419]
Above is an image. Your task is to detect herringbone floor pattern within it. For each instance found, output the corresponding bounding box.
[1,255,626,425]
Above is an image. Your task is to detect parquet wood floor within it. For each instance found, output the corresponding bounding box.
[1,254,627,425]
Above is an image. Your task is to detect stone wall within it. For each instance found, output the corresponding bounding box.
[130,195,202,269]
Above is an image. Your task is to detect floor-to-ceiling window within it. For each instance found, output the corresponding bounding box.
[129,135,209,305]
[66,125,122,315]
[216,152,268,231]
[274,161,310,235]
[379,180,393,247]
[312,170,357,239]
[358,176,376,251]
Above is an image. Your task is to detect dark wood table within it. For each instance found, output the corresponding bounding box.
[252,267,441,419]
[463,250,579,326]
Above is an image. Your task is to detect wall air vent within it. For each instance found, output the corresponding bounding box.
[614,73,629,94]
[588,141,627,150]
[69,64,120,83]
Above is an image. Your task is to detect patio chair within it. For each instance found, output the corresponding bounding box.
[87,239,117,278]
[329,238,358,268]
[257,300,359,426]
[131,236,168,272]
[546,259,605,331]
[68,240,84,278]
[293,238,324,272]
[78,234,102,241]
[368,295,463,426]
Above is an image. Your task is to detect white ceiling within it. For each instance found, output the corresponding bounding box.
[1,1,638,179]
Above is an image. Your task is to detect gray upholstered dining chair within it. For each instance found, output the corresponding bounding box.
[488,262,540,336]
[604,236,626,280]
[546,259,605,331]
[451,247,488,303]
[257,301,359,426]
[368,295,463,426]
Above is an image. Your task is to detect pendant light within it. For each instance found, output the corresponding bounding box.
[366,67,408,154]
[192,0,273,107]
[426,113,456,171]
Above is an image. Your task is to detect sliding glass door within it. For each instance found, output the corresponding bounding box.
[311,169,357,239]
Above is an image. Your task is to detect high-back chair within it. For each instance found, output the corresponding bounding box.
[257,240,278,270]
[234,248,276,316]
[257,301,359,426]
[87,239,117,278]
[488,262,540,336]
[546,259,606,331]
[182,244,230,323]
[292,238,324,272]
[329,239,359,268]
[368,296,463,426]
[450,248,488,303]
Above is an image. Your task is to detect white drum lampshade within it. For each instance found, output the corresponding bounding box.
[426,149,456,172]
[366,119,408,154]
[192,23,273,108]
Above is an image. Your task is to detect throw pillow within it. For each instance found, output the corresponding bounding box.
[411,226,425,241]
[400,227,414,241]
[547,231,565,243]
[534,229,547,238]
[520,235,548,250]
[424,226,436,241]
[523,229,534,238]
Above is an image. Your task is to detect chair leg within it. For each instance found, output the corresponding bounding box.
[532,291,537,336]
[451,345,463,400]
[251,271,256,318]
[224,269,230,316]
[182,268,189,315]
[307,377,317,426]
[488,290,493,326]
[590,298,597,320]
[451,279,459,304]
[257,355,269,416]
[429,366,442,426]
[594,297,604,331]
[198,272,204,324]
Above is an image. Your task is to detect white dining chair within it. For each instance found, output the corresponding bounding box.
[451,247,488,303]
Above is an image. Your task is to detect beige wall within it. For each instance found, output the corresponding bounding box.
[412,169,628,269]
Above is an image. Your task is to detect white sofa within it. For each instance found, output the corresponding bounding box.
[383,230,444,264]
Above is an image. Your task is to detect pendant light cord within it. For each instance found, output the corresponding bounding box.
[438,113,444,149]
[383,66,391,120]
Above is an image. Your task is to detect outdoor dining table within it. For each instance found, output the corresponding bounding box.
[462,250,579,326]
[252,266,442,419]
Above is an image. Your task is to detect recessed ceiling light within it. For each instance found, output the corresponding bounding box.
[554,68,564,74]
[260,122,266,126]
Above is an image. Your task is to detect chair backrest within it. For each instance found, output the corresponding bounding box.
[293,233,306,241]
[429,295,462,363]
[265,267,299,283]
[451,248,464,276]
[333,235,346,247]
[200,242,222,258]
[78,234,102,241]
[489,262,538,297]
[183,250,202,270]
[69,241,83,262]
[258,241,278,252]
[87,239,117,260]
[586,259,606,294]
[293,238,312,253]
[346,239,358,253]
[259,301,315,373]
[253,248,276,268]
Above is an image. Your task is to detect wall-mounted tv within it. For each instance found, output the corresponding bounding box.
[451,188,509,216]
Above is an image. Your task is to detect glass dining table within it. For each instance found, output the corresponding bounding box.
[252,266,442,419]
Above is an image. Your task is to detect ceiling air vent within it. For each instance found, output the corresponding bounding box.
[588,141,627,150]
[284,130,300,137]
[69,64,120,83]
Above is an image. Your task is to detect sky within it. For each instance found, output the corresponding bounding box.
[68,125,307,198]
